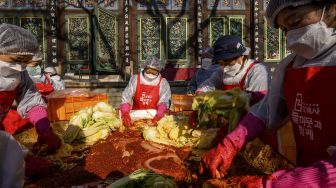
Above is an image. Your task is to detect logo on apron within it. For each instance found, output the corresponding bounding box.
[139,92,153,106]
[291,93,322,141]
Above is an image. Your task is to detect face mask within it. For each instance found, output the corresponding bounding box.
[223,63,242,77]
[26,65,41,77]
[143,72,158,81]
[286,7,336,59]
[0,61,26,76]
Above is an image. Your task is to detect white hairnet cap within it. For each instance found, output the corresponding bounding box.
[44,66,57,75]
[266,0,323,27]
[32,50,43,61]
[0,23,38,55]
[143,57,162,71]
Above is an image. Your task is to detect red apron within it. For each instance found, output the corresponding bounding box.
[222,61,257,90]
[284,63,336,166]
[221,61,278,149]
[0,90,31,135]
[133,74,162,110]
[34,74,54,97]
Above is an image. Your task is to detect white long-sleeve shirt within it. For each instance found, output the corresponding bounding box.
[250,37,336,131]
[197,59,270,92]
[121,72,171,107]
[0,61,46,122]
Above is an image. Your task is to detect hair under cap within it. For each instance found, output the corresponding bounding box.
[266,0,324,27]
[32,50,43,61]
[143,57,162,71]
[0,23,38,55]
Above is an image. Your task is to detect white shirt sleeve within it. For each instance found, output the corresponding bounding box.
[121,75,137,105]
[158,78,171,107]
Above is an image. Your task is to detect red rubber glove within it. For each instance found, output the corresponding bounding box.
[199,113,266,178]
[25,155,52,178]
[120,103,132,127]
[199,136,239,178]
[122,113,132,127]
[152,103,167,124]
[151,115,161,124]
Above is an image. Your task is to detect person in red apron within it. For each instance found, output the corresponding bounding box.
[199,0,336,187]
[193,35,275,148]
[4,51,51,135]
[196,35,269,104]
[27,53,55,97]
[42,66,65,91]
[0,24,61,180]
[120,57,171,127]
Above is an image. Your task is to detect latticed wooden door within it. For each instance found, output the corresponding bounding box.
[93,6,119,72]
[138,16,189,66]
[65,15,91,73]
[0,15,46,64]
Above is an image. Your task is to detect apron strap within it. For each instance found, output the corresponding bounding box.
[239,60,257,88]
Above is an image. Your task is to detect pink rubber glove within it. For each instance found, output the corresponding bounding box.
[152,103,167,124]
[262,158,336,187]
[120,103,132,127]
[26,106,61,154]
[26,106,52,135]
[229,147,336,187]
[199,113,266,178]
[246,90,267,105]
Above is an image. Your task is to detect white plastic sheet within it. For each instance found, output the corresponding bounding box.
[129,109,157,123]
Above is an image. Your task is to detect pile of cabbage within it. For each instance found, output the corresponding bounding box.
[192,88,250,131]
[63,102,121,145]
[108,169,176,188]
[142,115,218,149]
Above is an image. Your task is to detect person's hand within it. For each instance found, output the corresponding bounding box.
[120,103,132,127]
[199,137,239,178]
[34,132,61,155]
[25,155,52,178]
[122,112,132,127]
[151,115,161,124]
[152,103,168,124]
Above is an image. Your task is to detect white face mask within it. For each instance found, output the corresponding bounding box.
[26,65,41,77]
[0,61,26,76]
[286,7,336,59]
[223,63,242,77]
[143,72,158,81]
